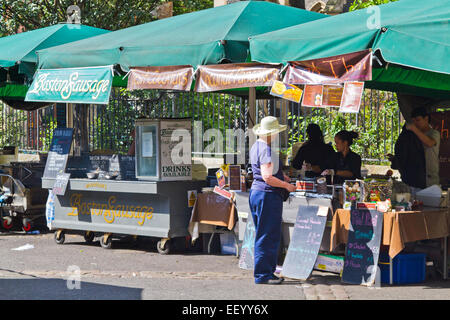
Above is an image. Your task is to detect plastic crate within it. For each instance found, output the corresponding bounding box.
[379,253,426,284]
[219,232,237,255]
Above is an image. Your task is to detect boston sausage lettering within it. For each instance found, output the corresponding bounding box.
[68,193,154,225]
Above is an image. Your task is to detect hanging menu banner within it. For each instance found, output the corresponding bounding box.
[43,128,74,179]
[284,49,372,85]
[281,205,328,280]
[195,63,281,93]
[342,208,383,286]
[25,66,113,104]
[127,65,194,91]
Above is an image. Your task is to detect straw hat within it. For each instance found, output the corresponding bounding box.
[252,116,287,136]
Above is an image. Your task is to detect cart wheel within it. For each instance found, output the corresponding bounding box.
[54,230,65,245]
[157,239,171,255]
[100,234,112,249]
[22,219,32,232]
[84,231,95,243]
[2,217,13,231]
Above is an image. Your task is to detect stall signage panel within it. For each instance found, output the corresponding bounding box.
[127,66,194,91]
[342,208,383,286]
[281,205,328,280]
[25,66,113,104]
[270,80,303,103]
[339,82,365,113]
[284,49,372,85]
[160,120,192,181]
[53,173,71,196]
[43,128,74,179]
[430,111,450,187]
[195,63,281,93]
[238,214,256,270]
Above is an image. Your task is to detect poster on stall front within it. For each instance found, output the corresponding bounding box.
[270,80,303,103]
[301,85,323,107]
[339,82,365,113]
[322,85,344,107]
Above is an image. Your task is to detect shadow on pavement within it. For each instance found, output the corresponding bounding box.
[0,277,143,300]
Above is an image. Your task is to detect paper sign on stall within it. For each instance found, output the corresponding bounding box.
[301,85,323,107]
[270,80,303,103]
[339,82,365,113]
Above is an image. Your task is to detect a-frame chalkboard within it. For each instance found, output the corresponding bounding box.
[342,208,383,286]
[281,205,328,280]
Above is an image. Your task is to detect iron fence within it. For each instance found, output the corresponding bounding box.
[0,88,403,163]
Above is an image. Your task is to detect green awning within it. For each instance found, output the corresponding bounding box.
[0,23,110,71]
[249,0,450,98]
[37,1,326,71]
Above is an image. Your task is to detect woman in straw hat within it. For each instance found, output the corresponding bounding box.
[249,116,296,285]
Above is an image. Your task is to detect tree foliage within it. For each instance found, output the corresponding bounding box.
[348,0,399,11]
[0,0,213,35]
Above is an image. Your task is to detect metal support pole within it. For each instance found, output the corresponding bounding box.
[389,256,393,285]
[444,236,448,280]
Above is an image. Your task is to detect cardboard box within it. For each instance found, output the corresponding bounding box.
[314,253,344,274]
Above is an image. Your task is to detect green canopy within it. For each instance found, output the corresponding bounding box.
[0,23,110,109]
[0,23,110,71]
[37,1,326,71]
[249,0,450,99]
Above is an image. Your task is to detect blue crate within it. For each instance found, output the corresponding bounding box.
[379,253,426,284]
[219,232,237,255]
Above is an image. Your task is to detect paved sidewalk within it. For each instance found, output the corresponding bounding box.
[1,232,449,300]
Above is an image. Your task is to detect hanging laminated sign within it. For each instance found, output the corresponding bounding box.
[195,63,281,93]
[25,65,113,104]
[270,80,303,103]
[301,85,323,107]
[339,82,365,113]
[127,65,194,91]
[322,85,344,107]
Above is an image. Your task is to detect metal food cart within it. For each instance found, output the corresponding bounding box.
[43,118,206,253]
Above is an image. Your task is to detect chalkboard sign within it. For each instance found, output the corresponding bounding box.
[431,112,450,188]
[43,128,74,179]
[238,214,255,270]
[118,155,136,180]
[342,208,383,286]
[281,205,328,280]
[52,173,71,195]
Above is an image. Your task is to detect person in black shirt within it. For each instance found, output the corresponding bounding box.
[322,130,362,185]
[292,124,335,178]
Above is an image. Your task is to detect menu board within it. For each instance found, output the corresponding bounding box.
[281,205,328,280]
[342,208,383,286]
[228,165,241,191]
[430,111,450,188]
[302,85,323,107]
[238,214,256,270]
[43,128,74,179]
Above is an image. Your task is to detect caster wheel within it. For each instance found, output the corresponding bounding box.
[84,231,95,243]
[100,234,112,249]
[22,219,32,232]
[54,230,65,244]
[2,217,13,231]
[157,239,171,255]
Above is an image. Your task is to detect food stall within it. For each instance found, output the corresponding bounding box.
[41,118,205,253]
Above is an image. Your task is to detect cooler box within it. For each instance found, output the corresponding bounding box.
[379,253,426,284]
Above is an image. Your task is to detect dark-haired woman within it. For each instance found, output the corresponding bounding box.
[292,124,335,178]
[323,130,362,185]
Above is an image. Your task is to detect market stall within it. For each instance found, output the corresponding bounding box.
[246,0,450,285]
